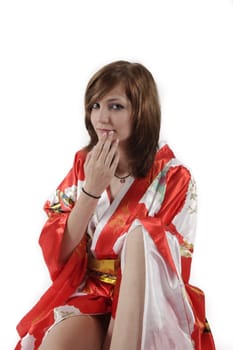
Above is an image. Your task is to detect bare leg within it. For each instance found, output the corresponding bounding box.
[103,317,114,350]
[109,226,145,350]
[38,315,105,350]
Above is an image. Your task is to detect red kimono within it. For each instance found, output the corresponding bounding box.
[15,143,215,350]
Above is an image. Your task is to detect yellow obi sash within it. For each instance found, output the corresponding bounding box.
[87,256,120,285]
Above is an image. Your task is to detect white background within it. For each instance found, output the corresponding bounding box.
[0,0,232,349]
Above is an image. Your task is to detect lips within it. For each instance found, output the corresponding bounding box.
[97,128,115,133]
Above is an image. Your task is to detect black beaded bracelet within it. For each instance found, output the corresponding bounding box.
[82,187,101,199]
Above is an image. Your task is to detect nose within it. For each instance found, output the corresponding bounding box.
[97,106,110,123]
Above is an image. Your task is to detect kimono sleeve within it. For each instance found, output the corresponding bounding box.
[151,164,214,348]
[39,150,86,281]
[156,164,197,281]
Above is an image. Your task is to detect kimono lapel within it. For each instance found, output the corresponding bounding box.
[93,144,177,263]
[91,176,135,252]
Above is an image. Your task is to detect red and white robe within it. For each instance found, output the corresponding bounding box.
[15,143,215,350]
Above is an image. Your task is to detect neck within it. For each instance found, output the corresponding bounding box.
[116,148,130,176]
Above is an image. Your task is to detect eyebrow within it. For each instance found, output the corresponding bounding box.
[105,97,127,103]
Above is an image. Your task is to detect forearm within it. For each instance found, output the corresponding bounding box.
[60,132,119,263]
[60,191,99,263]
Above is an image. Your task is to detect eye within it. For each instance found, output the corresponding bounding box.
[91,102,100,110]
[110,103,124,110]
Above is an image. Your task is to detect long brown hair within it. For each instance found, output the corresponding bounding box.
[84,60,161,177]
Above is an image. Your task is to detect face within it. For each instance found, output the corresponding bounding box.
[90,84,132,144]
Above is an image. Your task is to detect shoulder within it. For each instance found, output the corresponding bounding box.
[152,143,196,222]
[73,148,88,162]
[153,141,193,181]
[71,148,89,180]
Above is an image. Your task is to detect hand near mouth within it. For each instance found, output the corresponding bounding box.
[84,132,119,197]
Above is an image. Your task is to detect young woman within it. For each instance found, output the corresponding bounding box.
[15,61,215,349]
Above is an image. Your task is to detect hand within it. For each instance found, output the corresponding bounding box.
[84,132,119,196]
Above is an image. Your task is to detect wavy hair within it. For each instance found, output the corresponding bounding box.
[84,60,161,177]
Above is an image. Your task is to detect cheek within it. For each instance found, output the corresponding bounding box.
[124,116,132,133]
[120,120,132,139]
[90,113,96,127]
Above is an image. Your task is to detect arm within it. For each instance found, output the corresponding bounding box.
[156,164,197,281]
[59,190,100,262]
[40,132,119,279]
[60,132,119,262]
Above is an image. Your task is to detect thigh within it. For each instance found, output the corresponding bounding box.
[39,315,105,350]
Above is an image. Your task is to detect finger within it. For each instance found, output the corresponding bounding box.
[85,150,92,165]
[110,151,120,174]
[98,132,115,163]
[91,133,107,160]
[84,151,93,173]
[104,139,119,168]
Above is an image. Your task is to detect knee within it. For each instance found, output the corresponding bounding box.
[123,226,145,268]
[126,225,144,250]
[120,226,145,297]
